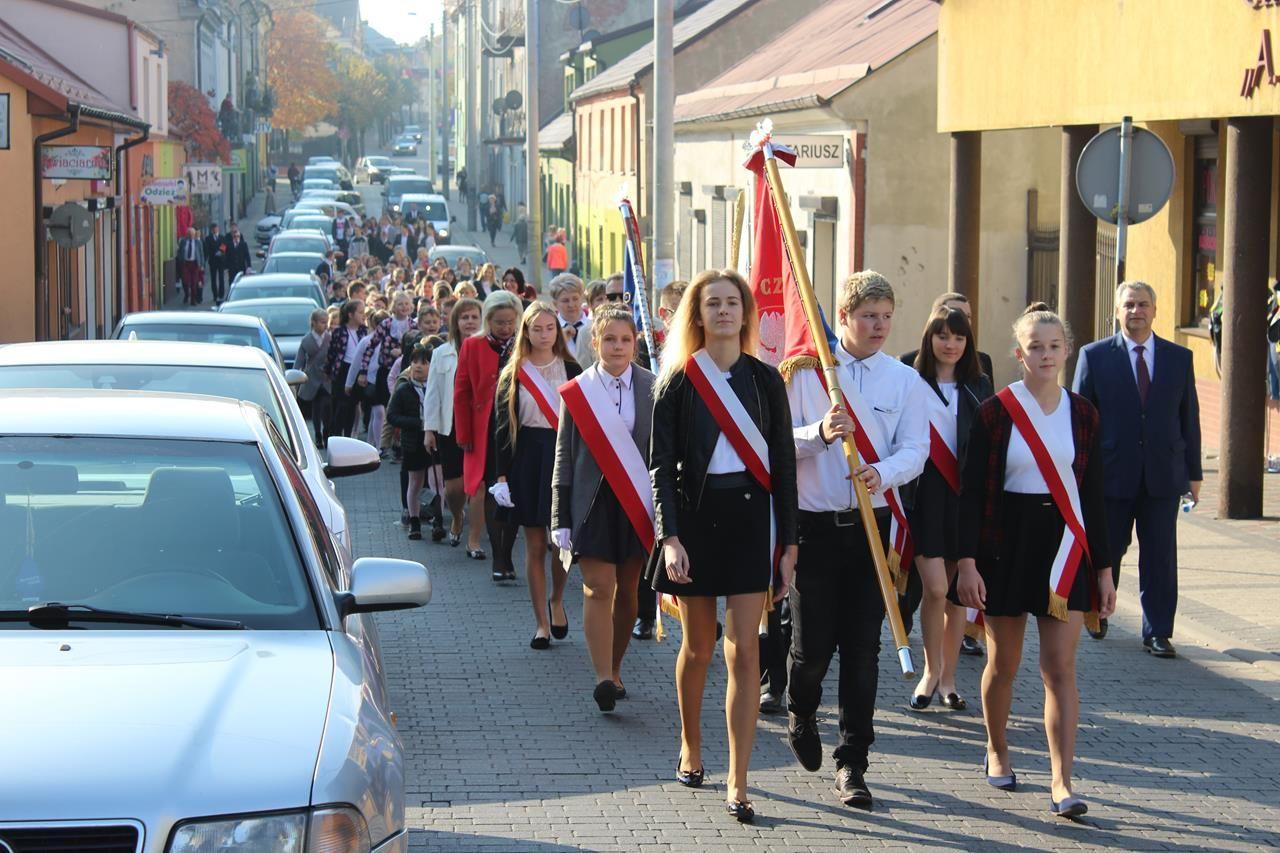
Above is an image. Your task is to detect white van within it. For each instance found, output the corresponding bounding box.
[399,194,453,244]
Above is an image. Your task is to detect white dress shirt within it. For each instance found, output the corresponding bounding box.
[706,369,747,474]
[517,359,567,428]
[789,346,929,511]
[930,380,960,454]
[1004,385,1072,493]
[559,311,587,358]
[1121,332,1156,384]
[596,363,636,432]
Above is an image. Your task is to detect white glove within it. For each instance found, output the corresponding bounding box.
[489,481,514,508]
[552,528,573,552]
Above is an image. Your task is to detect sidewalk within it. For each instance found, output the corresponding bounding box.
[1110,456,1280,700]
[162,183,276,311]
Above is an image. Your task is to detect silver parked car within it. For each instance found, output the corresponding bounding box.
[0,389,429,852]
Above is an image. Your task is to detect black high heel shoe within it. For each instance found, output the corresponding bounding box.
[725,800,754,823]
[676,761,704,788]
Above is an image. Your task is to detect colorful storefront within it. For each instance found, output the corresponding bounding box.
[937,0,1280,516]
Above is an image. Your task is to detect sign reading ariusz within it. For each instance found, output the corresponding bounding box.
[773,135,845,169]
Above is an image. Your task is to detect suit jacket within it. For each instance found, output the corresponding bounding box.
[551,364,654,545]
[293,330,330,401]
[1072,333,1202,499]
[222,236,252,276]
[202,234,223,270]
[176,236,205,267]
[453,335,503,495]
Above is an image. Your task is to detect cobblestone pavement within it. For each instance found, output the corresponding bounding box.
[337,463,1280,852]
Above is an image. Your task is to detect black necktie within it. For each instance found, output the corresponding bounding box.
[1135,345,1150,408]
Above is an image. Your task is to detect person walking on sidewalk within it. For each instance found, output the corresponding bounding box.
[176,227,205,306]
[552,305,655,711]
[221,226,252,303]
[512,202,529,265]
[388,344,433,541]
[425,297,484,547]
[649,270,798,824]
[956,303,1116,820]
[1072,281,1201,657]
[203,224,225,304]
[493,302,580,640]
[293,309,332,448]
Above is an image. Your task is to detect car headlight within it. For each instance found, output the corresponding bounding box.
[391,204,400,212]
[168,807,369,853]
[438,229,448,238]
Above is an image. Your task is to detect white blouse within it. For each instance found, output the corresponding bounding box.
[1004,386,1073,494]
[517,359,568,429]
[706,370,747,475]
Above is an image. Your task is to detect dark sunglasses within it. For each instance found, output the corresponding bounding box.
[605,292,627,302]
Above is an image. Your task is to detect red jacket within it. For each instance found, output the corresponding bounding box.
[453,335,501,496]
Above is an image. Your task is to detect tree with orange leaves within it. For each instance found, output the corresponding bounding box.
[167,80,230,163]
[267,7,336,132]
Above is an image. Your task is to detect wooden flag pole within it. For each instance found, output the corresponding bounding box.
[729,189,747,271]
[760,148,915,678]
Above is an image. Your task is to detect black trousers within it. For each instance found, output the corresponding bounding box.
[1106,479,1180,639]
[484,488,519,572]
[329,365,358,437]
[787,508,890,772]
[760,598,791,696]
[207,265,226,301]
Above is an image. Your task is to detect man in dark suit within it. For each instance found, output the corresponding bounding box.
[203,224,224,305]
[1073,281,1202,658]
[176,227,205,305]
[315,250,338,283]
[220,226,252,302]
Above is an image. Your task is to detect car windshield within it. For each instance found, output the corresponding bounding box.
[291,219,331,233]
[0,437,318,629]
[263,257,322,276]
[231,283,321,306]
[117,322,262,351]
[0,365,295,459]
[368,157,391,167]
[391,179,431,196]
[223,304,313,337]
[307,169,341,183]
[271,237,326,254]
[404,201,446,221]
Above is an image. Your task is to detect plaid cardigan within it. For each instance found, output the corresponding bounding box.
[957,390,1110,574]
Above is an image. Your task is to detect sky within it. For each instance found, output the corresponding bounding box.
[361,0,443,45]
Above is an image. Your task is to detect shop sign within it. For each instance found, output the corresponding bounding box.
[0,93,9,150]
[773,135,845,169]
[222,149,248,174]
[140,177,189,206]
[41,145,112,180]
[183,162,224,194]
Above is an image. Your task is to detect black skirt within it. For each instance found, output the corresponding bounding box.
[402,431,429,472]
[968,492,1096,618]
[652,473,772,598]
[507,426,555,528]
[574,479,649,566]
[909,461,960,561]
[436,427,463,480]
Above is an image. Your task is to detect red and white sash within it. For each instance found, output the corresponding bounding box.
[997,382,1091,621]
[518,361,560,429]
[684,350,778,570]
[559,366,654,546]
[814,369,913,589]
[927,387,961,494]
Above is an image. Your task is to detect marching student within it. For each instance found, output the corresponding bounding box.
[551,305,655,710]
[784,271,928,811]
[493,303,581,643]
[424,298,483,547]
[907,306,993,712]
[324,299,368,438]
[387,344,432,540]
[454,290,523,571]
[649,269,798,824]
[955,303,1116,819]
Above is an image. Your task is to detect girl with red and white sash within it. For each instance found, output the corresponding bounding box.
[649,269,798,824]
[907,306,993,712]
[493,302,582,646]
[550,305,655,711]
[956,303,1116,819]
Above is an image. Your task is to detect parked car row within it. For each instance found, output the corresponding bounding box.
[0,337,426,852]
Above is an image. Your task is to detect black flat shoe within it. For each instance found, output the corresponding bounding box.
[492,569,506,582]
[530,634,550,650]
[430,525,446,542]
[503,568,517,581]
[676,761,704,788]
[449,532,462,547]
[940,692,967,711]
[1088,617,1109,640]
[467,548,486,561]
[725,800,754,823]
[593,680,617,713]
[613,682,627,700]
[908,690,935,711]
[960,635,984,656]
[632,618,654,640]
[549,602,568,640]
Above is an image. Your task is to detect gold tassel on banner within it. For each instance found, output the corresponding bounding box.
[1083,609,1101,636]
[1048,592,1070,622]
[964,620,985,641]
[777,355,822,384]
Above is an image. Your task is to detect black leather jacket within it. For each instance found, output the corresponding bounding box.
[649,354,798,546]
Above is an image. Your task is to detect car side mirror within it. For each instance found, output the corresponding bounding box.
[450,216,457,224]
[285,368,308,387]
[323,436,381,478]
[338,557,431,615]
[256,250,265,258]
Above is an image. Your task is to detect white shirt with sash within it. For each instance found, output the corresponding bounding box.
[926,380,962,493]
[517,359,566,429]
[788,346,928,511]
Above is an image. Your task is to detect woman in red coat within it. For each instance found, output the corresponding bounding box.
[454,291,523,568]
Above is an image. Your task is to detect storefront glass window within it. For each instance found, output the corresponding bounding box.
[1191,153,1218,327]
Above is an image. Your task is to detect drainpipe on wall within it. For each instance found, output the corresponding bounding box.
[33,104,81,342]
[114,124,151,316]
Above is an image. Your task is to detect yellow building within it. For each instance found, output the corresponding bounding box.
[937,0,1280,516]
